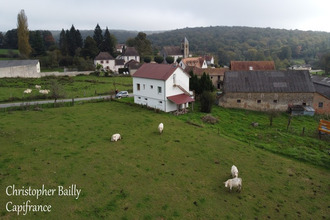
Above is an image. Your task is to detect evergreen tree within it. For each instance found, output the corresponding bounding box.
[17,9,32,58]
[68,25,77,56]
[93,24,103,50]
[200,91,215,113]
[101,27,116,56]
[30,30,46,56]
[3,29,18,49]
[82,36,99,58]
[59,29,68,55]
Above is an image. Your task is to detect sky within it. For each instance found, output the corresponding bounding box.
[0,0,330,33]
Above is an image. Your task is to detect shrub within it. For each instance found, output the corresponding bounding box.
[200,91,215,113]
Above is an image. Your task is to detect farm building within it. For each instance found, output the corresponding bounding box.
[219,70,315,112]
[0,60,40,78]
[311,75,330,114]
[185,66,229,90]
[230,61,275,71]
[132,63,194,113]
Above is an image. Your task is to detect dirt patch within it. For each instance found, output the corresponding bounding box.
[201,114,219,124]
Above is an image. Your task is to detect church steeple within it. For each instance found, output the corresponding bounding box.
[181,37,189,58]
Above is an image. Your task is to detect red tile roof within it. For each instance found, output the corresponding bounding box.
[133,63,179,80]
[230,61,275,71]
[167,94,195,104]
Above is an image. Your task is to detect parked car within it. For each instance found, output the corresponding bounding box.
[115,91,129,98]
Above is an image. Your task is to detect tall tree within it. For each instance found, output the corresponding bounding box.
[68,25,77,56]
[101,27,116,56]
[82,36,99,58]
[93,24,103,50]
[3,29,18,49]
[59,29,68,55]
[30,30,46,56]
[17,9,32,58]
[126,32,152,57]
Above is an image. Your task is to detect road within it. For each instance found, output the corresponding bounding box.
[0,95,114,109]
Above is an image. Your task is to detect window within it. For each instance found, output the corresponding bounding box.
[302,102,306,106]
[319,102,323,108]
[159,101,163,104]
[257,100,261,103]
[145,98,148,101]
[237,100,241,103]
[101,61,104,64]
[150,85,153,89]
[106,60,109,64]
[143,84,145,90]
[158,86,162,94]
[138,97,141,99]
[273,100,278,103]
[137,83,140,91]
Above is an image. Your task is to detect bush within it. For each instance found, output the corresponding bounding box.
[200,91,215,113]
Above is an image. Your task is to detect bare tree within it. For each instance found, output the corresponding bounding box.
[17,9,32,58]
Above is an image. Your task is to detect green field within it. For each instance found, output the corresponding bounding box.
[0,76,133,103]
[0,100,329,219]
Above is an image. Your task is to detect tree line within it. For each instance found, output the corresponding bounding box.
[1,12,329,73]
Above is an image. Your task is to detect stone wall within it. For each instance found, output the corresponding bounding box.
[313,93,330,114]
[219,92,314,112]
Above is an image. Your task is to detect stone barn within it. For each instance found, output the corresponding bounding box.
[219,70,315,112]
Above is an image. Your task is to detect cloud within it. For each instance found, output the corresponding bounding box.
[0,0,329,32]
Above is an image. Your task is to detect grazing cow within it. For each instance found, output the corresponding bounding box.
[231,165,239,178]
[224,177,242,192]
[111,133,121,142]
[35,85,41,90]
[158,123,164,134]
[23,89,32,94]
[39,89,50,94]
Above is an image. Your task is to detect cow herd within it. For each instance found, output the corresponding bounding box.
[111,123,243,192]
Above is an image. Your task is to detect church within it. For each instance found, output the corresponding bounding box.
[160,37,190,63]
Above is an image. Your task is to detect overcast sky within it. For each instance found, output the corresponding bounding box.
[0,0,329,33]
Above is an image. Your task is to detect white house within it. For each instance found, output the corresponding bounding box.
[133,63,194,112]
[118,47,140,63]
[94,52,115,71]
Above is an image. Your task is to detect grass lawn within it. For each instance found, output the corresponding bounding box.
[0,75,132,103]
[0,101,329,219]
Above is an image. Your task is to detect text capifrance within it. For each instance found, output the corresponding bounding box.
[4,184,81,215]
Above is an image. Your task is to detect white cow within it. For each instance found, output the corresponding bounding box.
[23,89,32,94]
[224,177,242,192]
[231,165,239,178]
[39,89,50,94]
[35,85,41,90]
[158,123,164,134]
[111,133,121,142]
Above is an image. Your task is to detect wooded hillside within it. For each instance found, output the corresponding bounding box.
[148,26,330,68]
